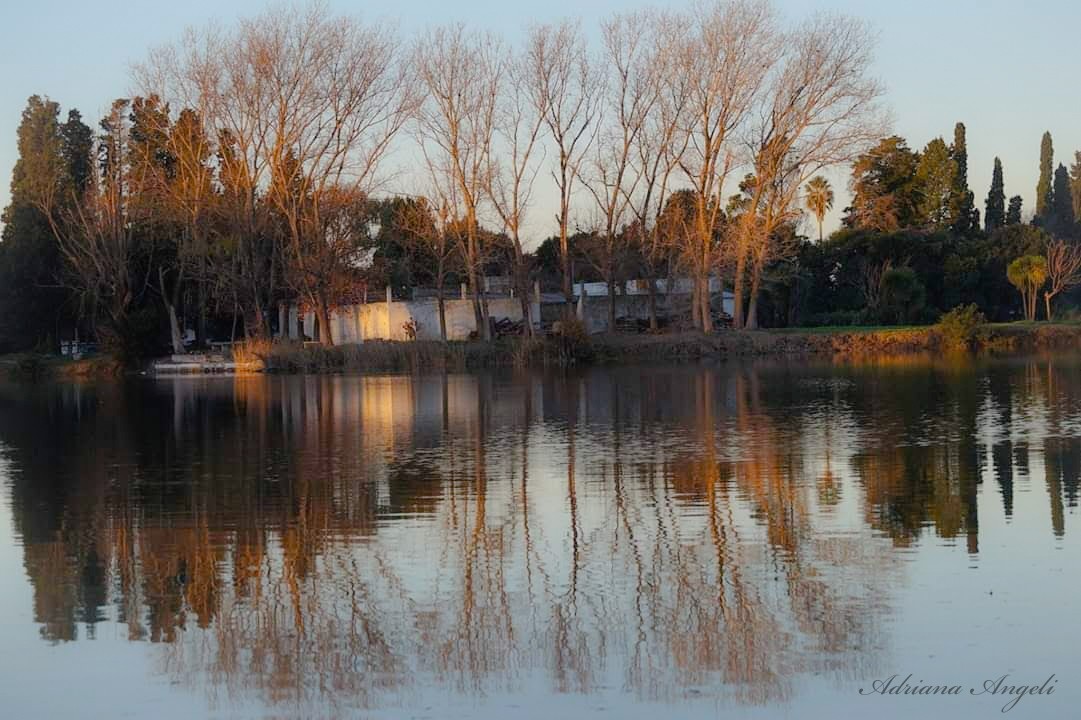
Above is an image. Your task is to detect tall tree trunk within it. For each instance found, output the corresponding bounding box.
[315,295,334,347]
[732,254,746,329]
[647,278,658,331]
[746,254,765,330]
[691,277,701,329]
[469,276,483,331]
[746,281,759,329]
[1045,290,1055,322]
[519,294,533,339]
[195,253,207,347]
[231,301,239,343]
[480,288,491,340]
[437,288,447,342]
[166,304,184,354]
[467,262,485,340]
[699,273,713,333]
[465,229,490,341]
[561,232,573,318]
[513,249,534,339]
[788,270,801,326]
[607,276,616,332]
[158,268,185,354]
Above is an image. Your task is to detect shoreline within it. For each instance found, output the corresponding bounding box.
[5,322,1081,380]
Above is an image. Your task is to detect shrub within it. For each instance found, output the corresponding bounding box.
[552,316,593,364]
[231,338,273,368]
[510,336,545,368]
[936,303,987,350]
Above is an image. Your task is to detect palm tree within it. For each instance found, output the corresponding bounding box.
[1007,254,1048,321]
[805,176,834,242]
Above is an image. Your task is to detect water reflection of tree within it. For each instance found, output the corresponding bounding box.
[1,357,1079,713]
[839,360,982,551]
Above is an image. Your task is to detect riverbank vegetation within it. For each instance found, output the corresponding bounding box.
[2,1,1081,366]
[199,320,1081,374]
[8,319,1081,379]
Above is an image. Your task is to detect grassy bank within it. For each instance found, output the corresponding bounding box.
[9,321,1081,379]
[245,339,509,373]
[239,321,1081,373]
[0,353,124,381]
[595,322,1081,361]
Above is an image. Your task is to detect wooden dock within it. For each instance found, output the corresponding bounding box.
[150,354,263,375]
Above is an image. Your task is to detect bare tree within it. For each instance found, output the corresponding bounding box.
[626,12,692,331]
[1044,238,1081,321]
[675,0,780,332]
[398,195,459,341]
[527,20,601,313]
[165,108,216,349]
[261,6,416,345]
[579,11,660,331]
[125,95,217,353]
[414,24,503,341]
[40,100,143,351]
[138,25,278,339]
[143,5,416,345]
[487,46,547,338]
[735,12,886,328]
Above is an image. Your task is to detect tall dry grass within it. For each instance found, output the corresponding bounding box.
[230,335,594,374]
[235,339,509,373]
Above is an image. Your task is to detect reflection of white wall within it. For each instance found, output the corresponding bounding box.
[286,298,538,342]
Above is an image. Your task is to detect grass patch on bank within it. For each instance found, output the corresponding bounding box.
[0,353,123,381]
[10,320,1081,380]
[240,321,1081,373]
[241,338,559,373]
[771,324,926,335]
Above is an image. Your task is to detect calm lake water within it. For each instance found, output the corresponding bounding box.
[0,356,1077,719]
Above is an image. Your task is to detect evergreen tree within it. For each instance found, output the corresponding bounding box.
[1069,151,1081,221]
[0,96,81,351]
[843,136,922,231]
[914,137,957,229]
[1049,163,1076,237]
[1036,131,1053,218]
[59,110,93,197]
[1007,195,1023,225]
[950,122,978,233]
[985,157,1006,231]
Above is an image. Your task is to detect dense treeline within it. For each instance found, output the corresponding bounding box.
[0,1,1077,358]
[0,0,884,355]
[785,125,1081,328]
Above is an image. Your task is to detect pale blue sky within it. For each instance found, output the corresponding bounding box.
[1,0,1079,241]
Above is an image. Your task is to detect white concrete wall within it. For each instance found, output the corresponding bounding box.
[287,297,538,343]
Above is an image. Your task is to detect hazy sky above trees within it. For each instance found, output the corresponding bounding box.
[1,0,1077,240]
